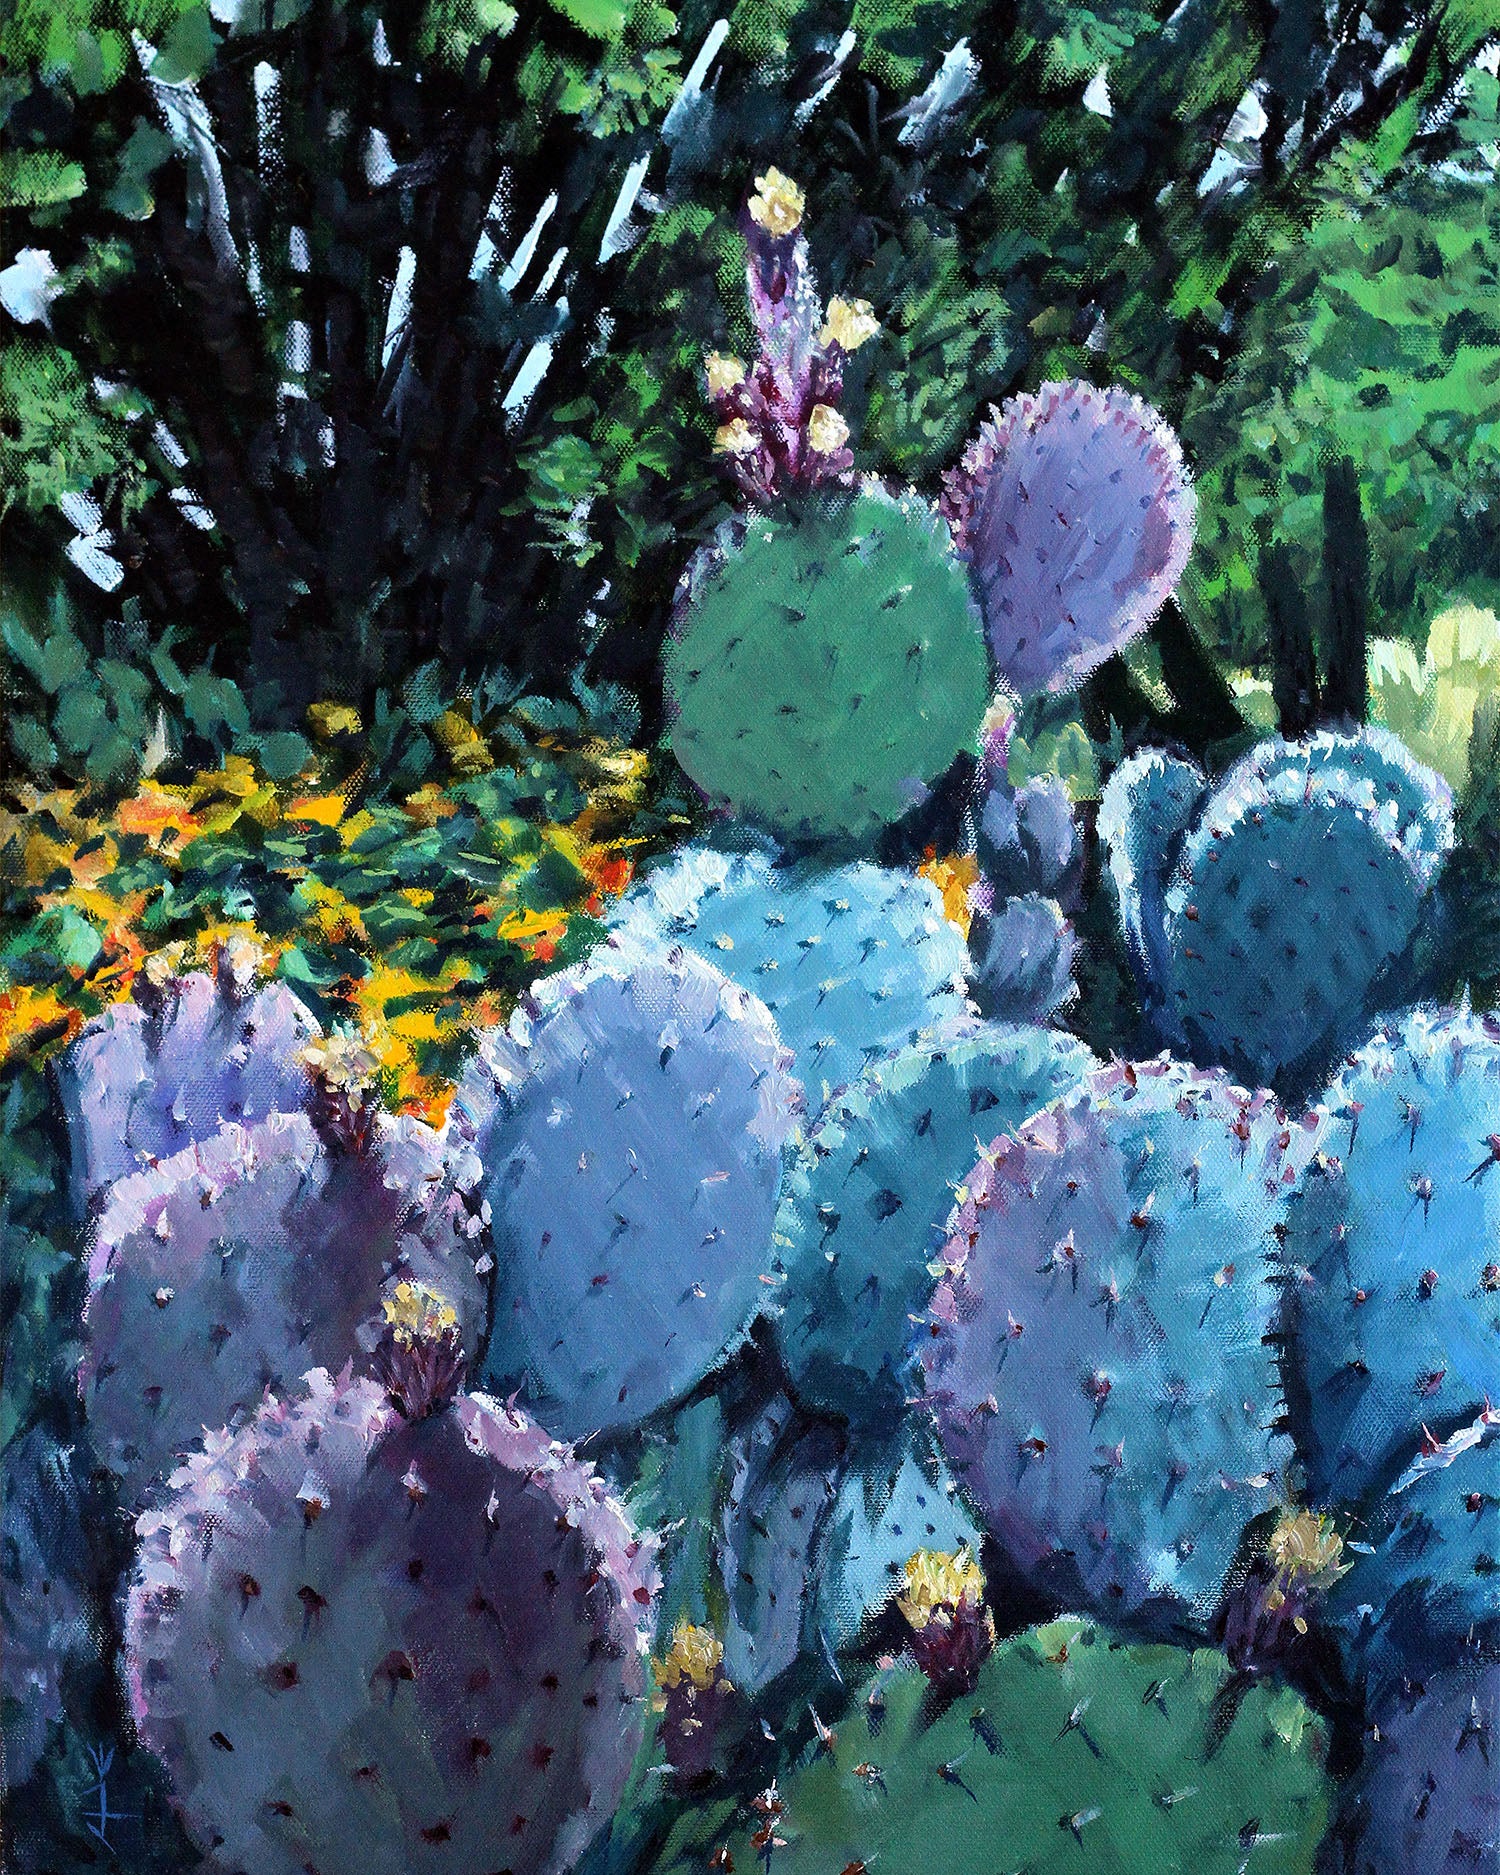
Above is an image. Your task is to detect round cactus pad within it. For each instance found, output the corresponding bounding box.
[665,487,990,846]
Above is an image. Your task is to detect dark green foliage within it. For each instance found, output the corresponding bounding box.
[1321,456,1370,723]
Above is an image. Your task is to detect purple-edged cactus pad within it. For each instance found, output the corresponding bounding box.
[919,1059,1315,1623]
[466,948,802,1437]
[124,1368,658,1875]
[54,963,320,1216]
[79,1111,484,1504]
[941,381,1196,697]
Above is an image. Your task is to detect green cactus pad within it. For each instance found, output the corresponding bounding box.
[651,1618,1330,1875]
[665,488,990,847]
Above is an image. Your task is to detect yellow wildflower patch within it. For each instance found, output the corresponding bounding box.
[918,850,980,939]
[0,986,83,1064]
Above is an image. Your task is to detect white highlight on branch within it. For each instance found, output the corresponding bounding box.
[497,193,557,293]
[504,298,568,414]
[898,40,979,147]
[662,18,730,142]
[382,246,417,368]
[598,155,651,262]
[1082,65,1112,118]
[793,30,856,126]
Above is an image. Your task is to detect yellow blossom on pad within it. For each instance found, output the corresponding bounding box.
[819,297,879,352]
[382,1281,459,1344]
[705,353,745,396]
[1267,1509,1347,1587]
[654,1621,726,1692]
[301,1025,382,1106]
[918,850,980,939]
[896,1547,985,1632]
[805,404,849,455]
[748,167,804,237]
[714,418,758,457]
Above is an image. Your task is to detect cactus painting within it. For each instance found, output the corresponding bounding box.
[7,31,1500,1874]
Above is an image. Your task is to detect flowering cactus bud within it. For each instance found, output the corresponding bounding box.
[653,1621,734,1785]
[896,1546,996,1692]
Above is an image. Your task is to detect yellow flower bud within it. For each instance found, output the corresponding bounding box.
[805,404,850,455]
[704,353,745,396]
[896,1546,986,1632]
[654,1620,726,1691]
[713,417,759,457]
[381,1281,459,1345]
[819,297,879,353]
[748,168,805,238]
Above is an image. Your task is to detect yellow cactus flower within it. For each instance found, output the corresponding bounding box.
[805,404,850,455]
[713,418,759,457]
[654,1621,726,1692]
[382,1281,459,1345]
[301,1025,382,1105]
[705,353,746,396]
[897,1546,986,1632]
[1267,1509,1347,1588]
[748,168,804,237]
[819,297,879,353]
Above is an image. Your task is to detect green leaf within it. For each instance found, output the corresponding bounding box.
[545,0,627,37]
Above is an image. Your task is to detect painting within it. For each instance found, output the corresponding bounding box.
[4,4,1500,1871]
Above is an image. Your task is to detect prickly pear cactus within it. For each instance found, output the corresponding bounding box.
[1098,746,1208,1033]
[79,1109,483,1504]
[1325,1416,1500,1687]
[469,948,802,1437]
[1156,730,1453,1088]
[775,1016,1096,1427]
[649,1618,1330,1875]
[717,1394,847,1694]
[966,892,1078,1021]
[814,1429,982,1647]
[941,381,1196,696]
[1280,1007,1500,1505]
[1,1429,94,1786]
[1330,1656,1500,1874]
[919,1059,1310,1622]
[54,957,320,1215]
[124,1362,659,1875]
[663,486,990,848]
[974,773,1081,906]
[605,840,971,1109]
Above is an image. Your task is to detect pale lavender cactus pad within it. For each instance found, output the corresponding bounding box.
[918,1060,1311,1623]
[79,1110,484,1506]
[54,963,320,1216]
[941,381,1196,696]
[124,1368,657,1875]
